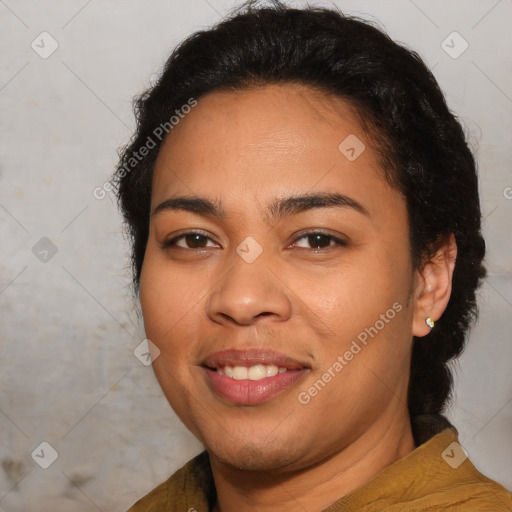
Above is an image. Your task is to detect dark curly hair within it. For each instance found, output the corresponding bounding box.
[113,0,486,445]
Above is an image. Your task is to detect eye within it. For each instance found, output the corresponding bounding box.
[161,230,347,252]
[162,231,219,250]
[291,231,348,250]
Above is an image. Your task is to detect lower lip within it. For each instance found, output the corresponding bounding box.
[203,368,308,405]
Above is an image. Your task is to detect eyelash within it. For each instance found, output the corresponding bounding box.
[161,230,348,251]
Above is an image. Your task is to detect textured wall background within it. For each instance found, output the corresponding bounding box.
[0,0,511,510]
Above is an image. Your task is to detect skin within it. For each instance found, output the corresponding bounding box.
[139,83,457,512]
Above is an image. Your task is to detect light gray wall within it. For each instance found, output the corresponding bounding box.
[0,1,510,510]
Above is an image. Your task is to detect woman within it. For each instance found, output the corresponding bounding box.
[114,1,512,510]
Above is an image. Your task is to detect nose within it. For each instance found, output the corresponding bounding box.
[206,250,293,326]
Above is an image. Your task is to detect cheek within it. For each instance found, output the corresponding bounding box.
[306,247,413,364]
[305,263,399,330]
[139,251,202,415]
[139,245,200,347]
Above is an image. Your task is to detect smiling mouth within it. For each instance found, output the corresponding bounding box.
[203,366,308,405]
[210,364,288,380]
[201,349,310,405]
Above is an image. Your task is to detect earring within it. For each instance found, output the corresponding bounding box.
[426,317,435,330]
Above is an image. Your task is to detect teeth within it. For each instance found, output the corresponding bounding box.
[266,365,279,377]
[232,366,248,380]
[248,365,266,380]
[218,364,287,381]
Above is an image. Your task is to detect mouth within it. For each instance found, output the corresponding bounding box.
[201,349,310,405]
[217,364,288,380]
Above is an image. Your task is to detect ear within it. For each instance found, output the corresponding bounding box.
[412,233,457,337]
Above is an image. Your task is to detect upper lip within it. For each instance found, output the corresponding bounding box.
[202,349,309,370]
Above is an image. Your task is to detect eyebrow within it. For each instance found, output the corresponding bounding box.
[152,192,370,221]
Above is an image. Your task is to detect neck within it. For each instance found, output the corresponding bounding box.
[210,414,415,512]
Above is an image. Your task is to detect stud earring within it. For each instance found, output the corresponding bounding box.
[426,317,435,330]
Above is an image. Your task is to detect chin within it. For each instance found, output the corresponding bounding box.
[206,435,306,472]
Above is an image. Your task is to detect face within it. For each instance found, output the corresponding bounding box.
[139,83,418,472]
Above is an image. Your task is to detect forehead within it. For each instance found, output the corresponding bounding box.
[151,83,395,214]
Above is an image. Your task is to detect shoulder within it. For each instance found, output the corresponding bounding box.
[326,426,512,512]
[417,427,512,511]
[450,457,512,511]
[126,451,212,512]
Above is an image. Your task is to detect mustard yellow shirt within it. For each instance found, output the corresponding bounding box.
[127,427,512,511]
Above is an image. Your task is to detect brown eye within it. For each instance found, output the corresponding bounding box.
[162,231,219,250]
[293,232,347,250]
[181,233,209,248]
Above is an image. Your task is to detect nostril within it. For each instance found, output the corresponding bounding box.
[257,312,273,318]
